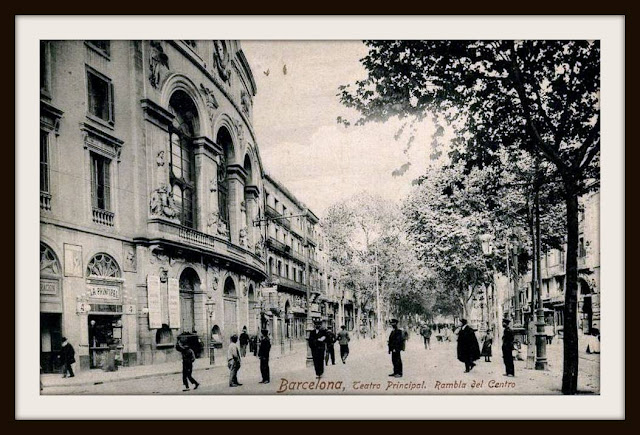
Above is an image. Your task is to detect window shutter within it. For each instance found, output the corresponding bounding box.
[104,159,111,211]
[91,156,98,208]
[109,81,115,123]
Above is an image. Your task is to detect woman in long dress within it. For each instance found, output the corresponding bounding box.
[480,331,493,362]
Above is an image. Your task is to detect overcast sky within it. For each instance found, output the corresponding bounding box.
[242,40,434,218]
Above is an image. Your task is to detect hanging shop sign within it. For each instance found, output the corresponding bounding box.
[87,284,120,300]
[147,275,162,329]
[168,277,180,329]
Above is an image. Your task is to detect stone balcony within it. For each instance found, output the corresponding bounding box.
[269,273,307,294]
[145,218,266,279]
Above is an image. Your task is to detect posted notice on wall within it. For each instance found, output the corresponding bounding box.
[168,277,180,329]
[147,275,162,329]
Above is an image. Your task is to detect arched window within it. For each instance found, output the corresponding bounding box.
[223,276,236,297]
[86,253,121,278]
[40,243,61,278]
[268,257,274,275]
[216,127,234,231]
[169,91,198,229]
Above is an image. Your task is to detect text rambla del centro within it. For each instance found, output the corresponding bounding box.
[276,379,516,393]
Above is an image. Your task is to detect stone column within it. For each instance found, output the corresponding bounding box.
[227,165,247,245]
[192,137,220,234]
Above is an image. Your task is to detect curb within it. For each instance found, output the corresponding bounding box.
[42,347,306,389]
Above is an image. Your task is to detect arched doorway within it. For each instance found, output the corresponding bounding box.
[40,243,62,373]
[179,268,200,334]
[223,277,238,337]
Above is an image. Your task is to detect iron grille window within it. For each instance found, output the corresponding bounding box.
[90,152,111,211]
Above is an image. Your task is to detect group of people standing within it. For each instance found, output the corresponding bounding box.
[309,320,352,378]
[454,318,516,377]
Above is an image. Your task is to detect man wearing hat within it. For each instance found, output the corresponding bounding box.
[456,318,480,372]
[388,319,405,377]
[258,329,271,384]
[59,337,75,378]
[308,319,327,378]
[502,318,515,376]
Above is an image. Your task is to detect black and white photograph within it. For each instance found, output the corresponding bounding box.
[16,15,624,419]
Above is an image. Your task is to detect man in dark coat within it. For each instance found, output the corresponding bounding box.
[59,337,75,378]
[308,320,327,378]
[388,319,405,377]
[502,318,515,376]
[176,339,200,391]
[239,327,250,357]
[457,319,480,372]
[324,328,336,365]
[258,329,271,384]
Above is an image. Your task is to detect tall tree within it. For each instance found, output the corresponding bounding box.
[340,40,599,394]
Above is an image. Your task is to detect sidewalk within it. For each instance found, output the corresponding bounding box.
[41,339,309,389]
[41,337,377,390]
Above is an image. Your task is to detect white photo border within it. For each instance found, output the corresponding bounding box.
[16,15,625,420]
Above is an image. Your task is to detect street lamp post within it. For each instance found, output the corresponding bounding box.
[205,298,216,365]
[374,241,382,345]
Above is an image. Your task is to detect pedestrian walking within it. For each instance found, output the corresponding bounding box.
[337,325,350,364]
[457,319,480,373]
[325,328,336,365]
[228,334,242,387]
[502,318,515,377]
[176,339,200,391]
[239,326,249,357]
[258,329,271,384]
[59,337,75,378]
[388,319,405,378]
[421,324,432,349]
[308,319,327,378]
[481,330,493,362]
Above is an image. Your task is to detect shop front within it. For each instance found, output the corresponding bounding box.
[78,253,137,371]
[40,242,64,373]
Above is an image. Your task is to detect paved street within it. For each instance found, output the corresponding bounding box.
[42,335,599,395]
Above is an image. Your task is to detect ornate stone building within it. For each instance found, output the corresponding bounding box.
[39,40,277,372]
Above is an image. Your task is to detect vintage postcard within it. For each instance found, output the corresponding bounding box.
[17,15,624,420]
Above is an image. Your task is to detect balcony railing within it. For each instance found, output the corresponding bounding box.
[40,191,51,211]
[179,225,216,249]
[92,208,114,226]
[266,236,291,255]
[265,205,280,219]
[269,273,307,293]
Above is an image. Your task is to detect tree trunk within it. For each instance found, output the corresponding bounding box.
[562,185,580,395]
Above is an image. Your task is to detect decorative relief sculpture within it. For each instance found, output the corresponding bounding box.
[240,90,251,117]
[156,150,165,166]
[234,118,244,144]
[209,177,218,193]
[149,184,178,220]
[206,211,220,232]
[217,221,229,238]
[239,227,247,247]
[254,234,265,257]
[200,84,219,122]
[149,41,169,89]
[213,40,231,82]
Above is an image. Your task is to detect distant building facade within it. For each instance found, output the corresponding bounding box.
[498,191,600,337]
[39,40,342,373]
